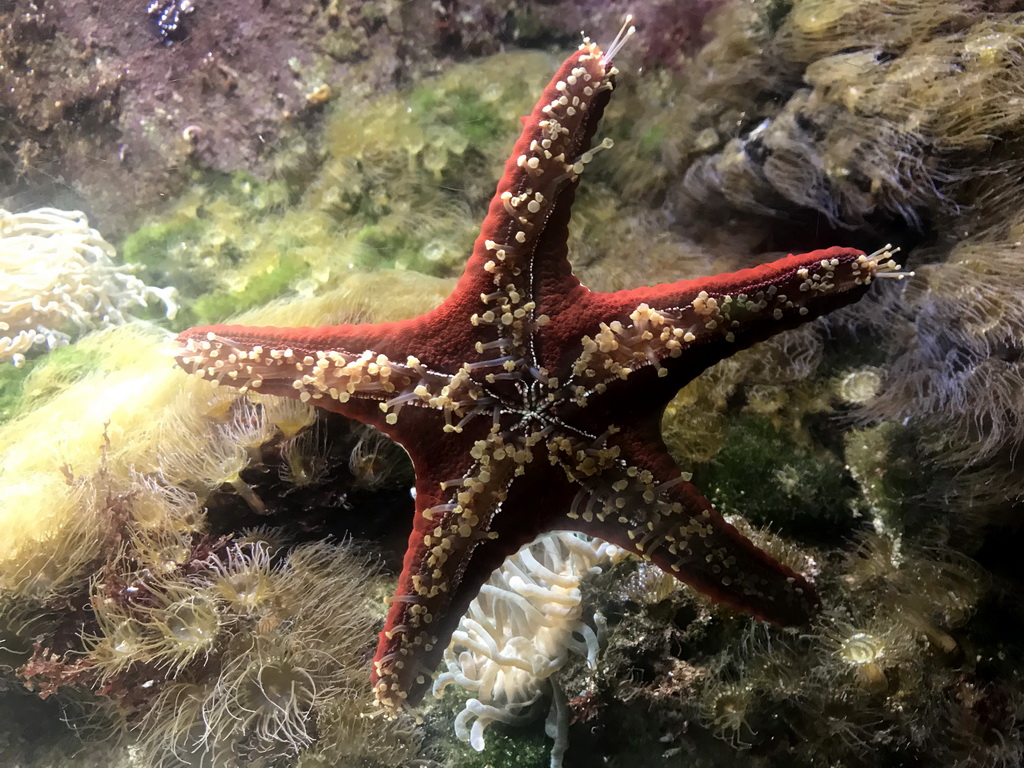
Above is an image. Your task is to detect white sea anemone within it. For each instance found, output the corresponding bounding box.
[433,532,620,765]
[0,207,176,366]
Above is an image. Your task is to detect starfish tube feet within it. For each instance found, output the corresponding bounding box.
[568,478,818,626]
[551,436,819,626]
[175,323,459,428]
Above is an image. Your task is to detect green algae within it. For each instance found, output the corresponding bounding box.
[0,364,32,424]
[110,47,707,322]
[0,344,103,425]
[122,200,327,326]
[189,253,309,326]
[407,81,509,151]
[113,53,570,324]
[347,222,432,273]
[696,413,858,534]
[446,732,549,768]
[429,687,549,768]
[121,211,209,306]
[308,51,559,275]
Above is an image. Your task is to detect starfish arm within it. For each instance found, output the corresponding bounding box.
[371,424,542,709]
[430,41,617,376]
[559,246,902,401]
[552,428,818,626]
[174,321,498,427]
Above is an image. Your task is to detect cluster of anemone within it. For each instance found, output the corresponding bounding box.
[0,207,176,366]
[433,532,621,766]
[0,276,444,766]
[676,530,993,764]
[864,230,1024,522]
[105,539,389,766]
[663,3,1024,536]
[706,1,1024,533]
[5,391,422,765]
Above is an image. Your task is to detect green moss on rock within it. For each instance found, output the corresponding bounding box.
[429,688,549,768]
[695,413,858,534]
[0,344,103,425]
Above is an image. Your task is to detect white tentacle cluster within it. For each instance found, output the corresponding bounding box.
[433,532,621,762]
[0,207,177,366]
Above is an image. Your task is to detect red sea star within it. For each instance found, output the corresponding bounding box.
[175,27,903,710]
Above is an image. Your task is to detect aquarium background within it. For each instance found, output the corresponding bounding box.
[1,1,1023,766]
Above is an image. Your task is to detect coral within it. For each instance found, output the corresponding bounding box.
[0,207,175,366]
[0,272,450,765]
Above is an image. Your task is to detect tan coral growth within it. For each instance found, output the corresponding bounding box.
[681,4,1024,234]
